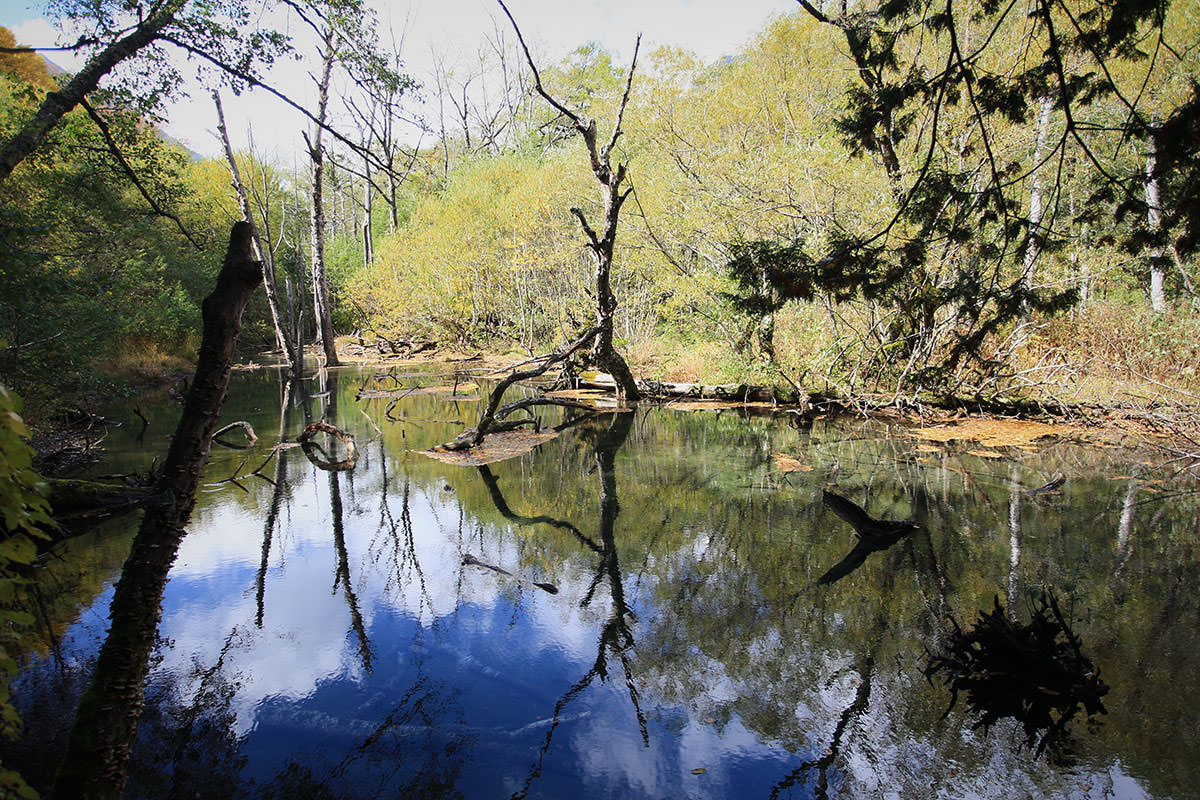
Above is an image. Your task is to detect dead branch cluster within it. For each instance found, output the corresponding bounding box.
[343,331,437,359]
[923,592,1109,756]
[437,326,602,451]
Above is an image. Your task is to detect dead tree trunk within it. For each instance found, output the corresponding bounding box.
[51,222,262,800]
[500,1,641,400]
[213,90,300,373]
[308,28,342,366]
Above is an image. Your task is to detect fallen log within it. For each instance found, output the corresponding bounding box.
[297,421,358,471]
[212,420,257,448]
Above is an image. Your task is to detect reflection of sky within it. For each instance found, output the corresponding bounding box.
[139,451,816,798]
[13,374,1172,799]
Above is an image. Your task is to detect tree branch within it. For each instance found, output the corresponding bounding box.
[78,97,203,251]
[495,0,584,130]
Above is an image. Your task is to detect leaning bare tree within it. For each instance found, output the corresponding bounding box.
[213,90,301,374]
[498,0,641,400]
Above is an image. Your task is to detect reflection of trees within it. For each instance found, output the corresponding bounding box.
[20,373,1200,799]
[257,376,295,627]
[770,657,874,800]
[124,629,248,799]
[480,411,647,800]
[368,440,435,617]
[1112,476,1139,603]
[476,464,595,551]
[1008,464,1023,618]
[316,370,373,673]
[770,539,899,800]
[324,674,470,799]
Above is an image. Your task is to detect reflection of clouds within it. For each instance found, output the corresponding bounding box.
[172,499,264,580]
[570,701,788,798]
[161,540,363,736]
[134,441,1159,799]
[154,462,610,736]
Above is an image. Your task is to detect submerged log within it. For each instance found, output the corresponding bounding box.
[45,478,154,524]
[51,222,262,800]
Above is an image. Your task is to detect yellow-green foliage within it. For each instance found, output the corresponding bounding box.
[348,5,1197,394]
[353,150,597,348]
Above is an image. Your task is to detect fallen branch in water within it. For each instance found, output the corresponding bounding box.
[437,327,601,452]
[212,420,257,449]
[297,421,358,471]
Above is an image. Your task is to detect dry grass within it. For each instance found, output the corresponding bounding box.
[105,340,192,384]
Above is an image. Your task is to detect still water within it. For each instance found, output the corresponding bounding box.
[7,366,1200,799]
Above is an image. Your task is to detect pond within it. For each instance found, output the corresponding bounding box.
[6,365,1200,799]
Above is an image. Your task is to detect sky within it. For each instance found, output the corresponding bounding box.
[0,0,792,157]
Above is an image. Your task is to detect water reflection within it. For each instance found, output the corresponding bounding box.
[816,490,918,585]
[924,591,1110,757]
[5,367,1200,798]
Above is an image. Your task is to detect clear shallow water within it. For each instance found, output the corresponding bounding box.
[7,365,1200,799]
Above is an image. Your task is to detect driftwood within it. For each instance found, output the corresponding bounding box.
[212,420,258,449]
[297,421,358,471]
[438,327,601,452]
[343,333,436,359]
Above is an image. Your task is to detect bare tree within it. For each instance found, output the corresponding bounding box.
[213,90,301,373]
[305,25,341,366]
[498,0,641,399]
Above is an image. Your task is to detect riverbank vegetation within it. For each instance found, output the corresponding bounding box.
[2,1,1199,421]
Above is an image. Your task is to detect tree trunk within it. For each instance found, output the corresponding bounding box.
[500,3,640,400]
[1022,94,1054,296]
[51,222,262,800]
[1146,129,1168,312]
[309,30,341,366]
[213,91,299,373]
[362,148,373,270]
[0,0,186,183]
[579,161,640,399]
